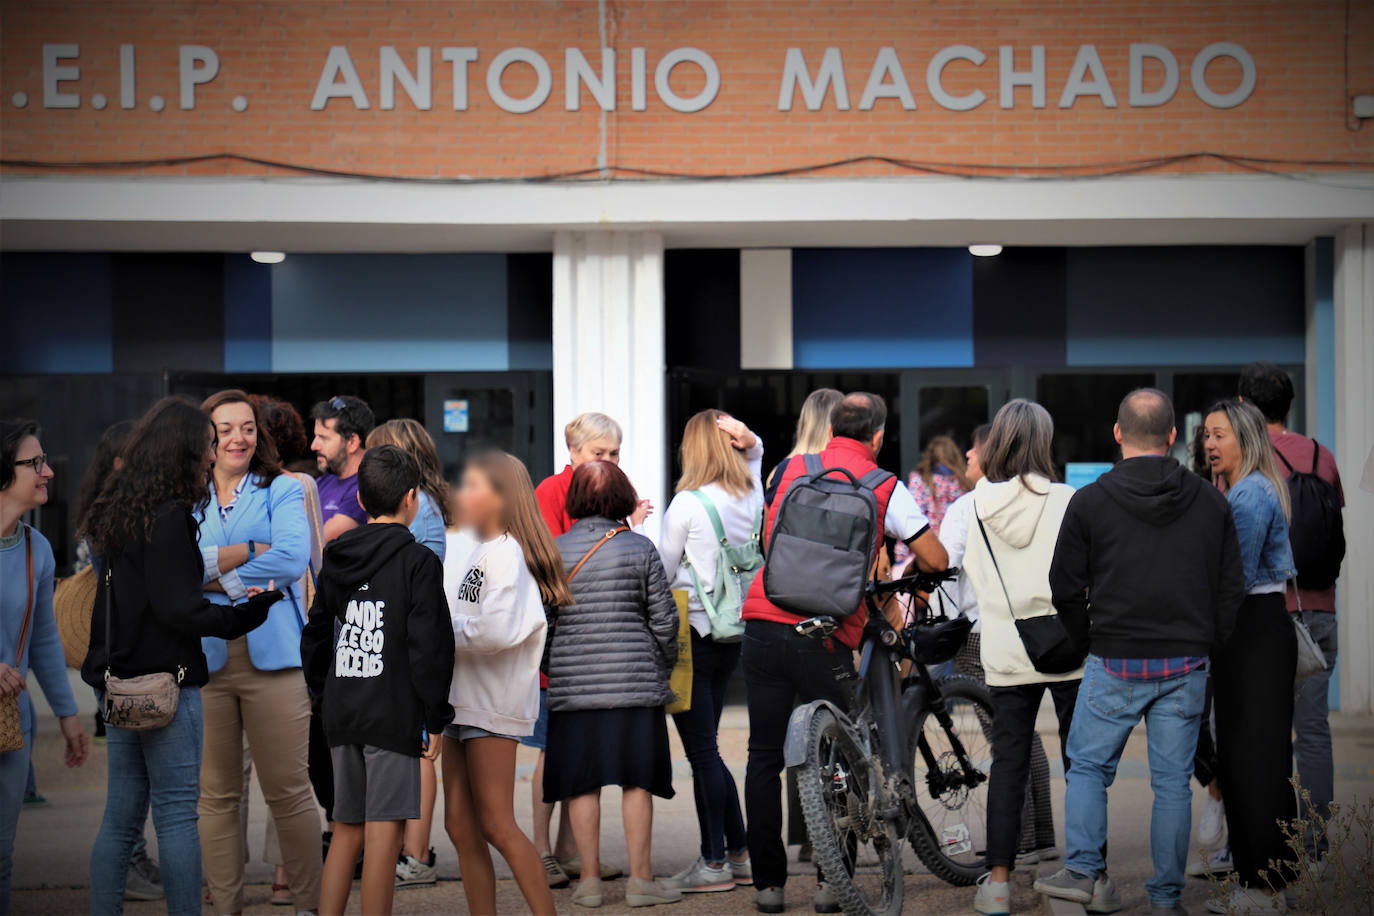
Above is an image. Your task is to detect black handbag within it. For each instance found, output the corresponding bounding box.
[976,516,1084,675]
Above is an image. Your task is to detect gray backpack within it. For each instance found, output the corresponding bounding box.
[762,454,893,618]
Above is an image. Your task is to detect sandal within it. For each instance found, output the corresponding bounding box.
[271,883,294,906]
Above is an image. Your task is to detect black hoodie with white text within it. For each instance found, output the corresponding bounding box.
[1049,455,1246,659]
[301,522,455,756]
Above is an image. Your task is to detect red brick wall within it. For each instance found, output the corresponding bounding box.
[1,0,1370,179]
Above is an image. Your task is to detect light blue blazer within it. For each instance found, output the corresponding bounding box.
[411,490,447,560]
[197,472,311,672]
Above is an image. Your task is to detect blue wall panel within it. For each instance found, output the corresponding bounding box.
[792,248,974,369]
[223,255,273,372]
[0,253,114,373]
[270,254,509,372]
[1065,247,1305,367]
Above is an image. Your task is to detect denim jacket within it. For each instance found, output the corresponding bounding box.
[1226,472,1296,590]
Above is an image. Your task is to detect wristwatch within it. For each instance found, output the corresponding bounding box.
[247,539,256,558]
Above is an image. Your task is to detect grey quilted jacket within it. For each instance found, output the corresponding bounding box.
[548,517,679,712]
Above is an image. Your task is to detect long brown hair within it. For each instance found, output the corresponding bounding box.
[914,435,971,495]
[367,419,453,526]
[200,389,283,487]
[468,451,574,609]
[676,409,753,498]
[81,398,215,554]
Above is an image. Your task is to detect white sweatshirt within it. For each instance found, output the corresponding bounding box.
[657,441,764,636]
[963,475,1082,687]
[448,534,546,736]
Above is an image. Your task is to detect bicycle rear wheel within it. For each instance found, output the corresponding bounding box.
[905,674,996,886]
[793,706,904,916]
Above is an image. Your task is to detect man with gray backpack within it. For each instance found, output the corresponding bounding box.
[738,392,948,913]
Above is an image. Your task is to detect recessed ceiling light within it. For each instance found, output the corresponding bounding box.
[250,251,286,264]
[968,244,1003,257]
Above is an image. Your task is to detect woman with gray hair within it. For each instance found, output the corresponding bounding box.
[1202,399,1297,914]
[947,400,1091,916]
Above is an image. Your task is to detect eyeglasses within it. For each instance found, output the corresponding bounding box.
[13,455,48,474]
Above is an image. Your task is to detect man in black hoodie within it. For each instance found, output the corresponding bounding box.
[301,444,455,916]
[1035,389,1245,916]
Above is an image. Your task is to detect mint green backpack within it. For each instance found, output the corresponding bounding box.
[683,490,764,643]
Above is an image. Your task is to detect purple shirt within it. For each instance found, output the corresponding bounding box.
[317,473,366,526]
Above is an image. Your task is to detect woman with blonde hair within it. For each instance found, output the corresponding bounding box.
[764,388,843,502]
[444,450,572,916]
[657,411,762,894]
[1203,399,1297,914]
[367,419,451,560]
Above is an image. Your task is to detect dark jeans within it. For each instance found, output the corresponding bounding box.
[672,631,747,863]
[743,619,856,891]
[1292,609,1337,857]
[986,680,1078,869]
[1214,593,1297,889]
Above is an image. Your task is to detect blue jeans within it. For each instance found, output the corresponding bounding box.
[0,719,35,914]
[1064,658,1207,908]
[1293,610,1336,857]
[672,631,747,863]
[90,688,204,916]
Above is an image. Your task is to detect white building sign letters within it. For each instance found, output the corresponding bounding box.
[19,41,1258,115]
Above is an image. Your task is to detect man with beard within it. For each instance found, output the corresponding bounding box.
[310,396,376,544]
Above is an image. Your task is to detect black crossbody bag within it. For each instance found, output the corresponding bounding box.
[976,515,1084,675]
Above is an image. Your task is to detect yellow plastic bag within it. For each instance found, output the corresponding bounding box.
[666,589,693,714]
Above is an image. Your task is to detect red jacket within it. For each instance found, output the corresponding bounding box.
[742,437,898,649]
[535,465,575,538]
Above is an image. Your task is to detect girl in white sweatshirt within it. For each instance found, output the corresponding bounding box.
[443,451,573,916]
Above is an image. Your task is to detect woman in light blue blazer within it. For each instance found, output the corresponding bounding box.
[196,390,322,915]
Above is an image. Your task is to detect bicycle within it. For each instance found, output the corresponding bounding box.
[785,568,997,916]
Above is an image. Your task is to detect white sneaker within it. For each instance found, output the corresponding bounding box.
[1088,874,1124,915]
[1198,795,1227,849]
[395,848,437,888]
[1205,886,1287,914]
[973,873,1011,915]
[1187,846,1234,877]
[662,857,735,893]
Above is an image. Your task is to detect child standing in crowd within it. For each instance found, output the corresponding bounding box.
[301,445,455,916]
[532,411,643,886]
[445,451,571,916]
[1203,400,1298,914]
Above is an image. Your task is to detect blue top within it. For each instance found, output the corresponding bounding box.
[0,525,78,731]
[1226,472,1297,590]
[410,491,447,561]
[196,473,311,672]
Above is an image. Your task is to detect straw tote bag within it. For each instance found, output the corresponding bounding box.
[0,529,36,753]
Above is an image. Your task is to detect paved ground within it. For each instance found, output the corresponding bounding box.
[12,703,1374,915]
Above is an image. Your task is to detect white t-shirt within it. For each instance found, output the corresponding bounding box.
[658,441,764,637]
[937,491,980,630]
[883,479,931,543]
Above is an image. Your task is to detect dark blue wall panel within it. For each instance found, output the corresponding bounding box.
[973,248,1068,367]
[1065,247,1305,366]
[270,254,509,371]
[1,253,114,373]
[223,255,273,372]
[792,248,974,369]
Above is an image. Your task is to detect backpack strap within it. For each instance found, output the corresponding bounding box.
[688,489,729,545]
[802,453,824,478]
[1274,445,1296,476]
[1311,438,1321,475]
[14,529,35,668]
[857,468,896,490]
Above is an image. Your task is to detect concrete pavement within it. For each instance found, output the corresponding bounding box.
[11,706,1374,914]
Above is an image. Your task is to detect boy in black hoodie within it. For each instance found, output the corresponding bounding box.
[301,445,455,916]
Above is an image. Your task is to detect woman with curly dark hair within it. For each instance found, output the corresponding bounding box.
[81,397,281,916]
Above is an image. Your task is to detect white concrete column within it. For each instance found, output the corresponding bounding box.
[552,230,666,540]
[740,249,793,369]
[1333,223,1374,712]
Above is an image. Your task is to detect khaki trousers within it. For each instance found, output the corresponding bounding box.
[200,638,321,912]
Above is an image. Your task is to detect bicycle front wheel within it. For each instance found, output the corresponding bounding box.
[793,706,904,916]
[905,674,996,886]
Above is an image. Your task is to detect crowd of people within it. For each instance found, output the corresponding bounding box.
[0,359,1349,916]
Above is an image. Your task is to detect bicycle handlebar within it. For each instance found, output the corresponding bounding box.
[868,568,958,596]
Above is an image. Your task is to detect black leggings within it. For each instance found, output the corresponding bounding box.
[986,680,1078,869]
[1214,593,1297,889]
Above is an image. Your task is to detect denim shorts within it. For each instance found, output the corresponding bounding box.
[443,724,519,743]
[519,689,549,751]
